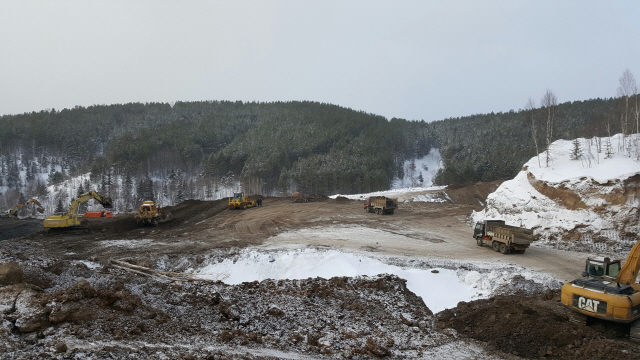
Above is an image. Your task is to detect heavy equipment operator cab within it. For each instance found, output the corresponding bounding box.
[233,193,244,201]
[473,222,485,238]
[582,257,621,279]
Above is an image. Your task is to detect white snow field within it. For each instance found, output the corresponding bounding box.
[473,134,640,251]
[192,247,560,313]
[194,249,477,313]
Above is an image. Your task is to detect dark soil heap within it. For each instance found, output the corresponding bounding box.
[1,260,446,359]
[436,291,640,359]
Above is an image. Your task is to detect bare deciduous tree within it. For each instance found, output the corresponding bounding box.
[617,69,636,150]
[525,98,541,167]
[540,90,557,167]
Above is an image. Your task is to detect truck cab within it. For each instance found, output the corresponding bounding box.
[473,222,485,239]
[473,220,506,239]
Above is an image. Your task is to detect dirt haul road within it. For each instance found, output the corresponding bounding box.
[4,193,586,282]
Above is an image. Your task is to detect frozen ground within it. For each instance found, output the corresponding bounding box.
[193,248,478,313]
[191,246,562,313]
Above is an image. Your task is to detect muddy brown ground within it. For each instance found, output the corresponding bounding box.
[1,182,639,359]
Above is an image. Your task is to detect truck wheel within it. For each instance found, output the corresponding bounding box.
[500,243,509,254]
[492,241,500,252]
[476,238,483,247]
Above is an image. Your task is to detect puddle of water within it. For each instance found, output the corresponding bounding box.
[193,249,480,312]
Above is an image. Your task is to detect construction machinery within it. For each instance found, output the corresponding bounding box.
[364,196,397,215]
[83,210,113,218]
[1,199,45,218]
[473,220,533,254]
[134,201,164,226]
[561,240,640,341]
[43,191,112,232]
[228,192,256,210]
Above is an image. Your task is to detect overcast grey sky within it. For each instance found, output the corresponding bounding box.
[1,1,639,121]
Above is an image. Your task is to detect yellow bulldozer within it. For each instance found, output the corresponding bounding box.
[1,199,44,218]
[561,240,640,341]
[43,190,112,232]
[134,201,164,226]
[228,192,256,210]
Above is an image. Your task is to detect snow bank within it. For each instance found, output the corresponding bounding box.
[193,248,478,313]
[330,186,447,202]
[473,134,640,252]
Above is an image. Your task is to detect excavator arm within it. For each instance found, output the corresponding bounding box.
[44,191,112,230]
[8,199,45,217]
[67,191,113,218]
[617,240,640,285]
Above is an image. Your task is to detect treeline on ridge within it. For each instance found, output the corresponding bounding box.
[0,96,630,204]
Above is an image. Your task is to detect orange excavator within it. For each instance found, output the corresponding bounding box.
[561,240,640,341]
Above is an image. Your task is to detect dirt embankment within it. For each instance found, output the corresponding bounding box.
[0,218,42,241]
[1,260,444,359]
[443,180,504,206]
[437,291,640,359]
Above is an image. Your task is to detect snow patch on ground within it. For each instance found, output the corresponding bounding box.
[193,248,479,313]
[192,247,562,313]
[330,186,447,202]
[99,239,153,248]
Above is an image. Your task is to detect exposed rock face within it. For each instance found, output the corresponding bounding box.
[0,261,24,285]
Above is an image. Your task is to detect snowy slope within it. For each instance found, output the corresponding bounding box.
[473,134,640,253]
[391,148,442,189]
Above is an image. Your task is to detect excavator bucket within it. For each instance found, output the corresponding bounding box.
[100,198,113,208]
[36,207,44,213]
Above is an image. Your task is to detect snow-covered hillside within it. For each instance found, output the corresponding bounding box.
[391,148,442,189]
[473,134,640,254]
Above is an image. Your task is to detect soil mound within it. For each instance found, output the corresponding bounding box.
[443,180,503,206]
[0,218,43,241]
[437,292,639,359]
[82,199,227,236]
[294,194,328,203]
[1,264,446,358]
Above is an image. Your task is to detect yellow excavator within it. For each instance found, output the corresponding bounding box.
[43,190,112,232]
[2,199,45,218]
[561,240,640,341]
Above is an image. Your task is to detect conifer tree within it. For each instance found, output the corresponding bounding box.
[570,138,583,160]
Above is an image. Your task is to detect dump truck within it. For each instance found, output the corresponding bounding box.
[134,201,163,226]
[561,240,640,342]
[473,220,533,254]
[44,191,112,232]
[229,192,256,210]
[83,210,113,218]
[364,196,398,215]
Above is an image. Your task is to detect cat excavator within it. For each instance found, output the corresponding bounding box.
[561,240,640,341]
[1,199,44,218]
[43,190,112,232]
